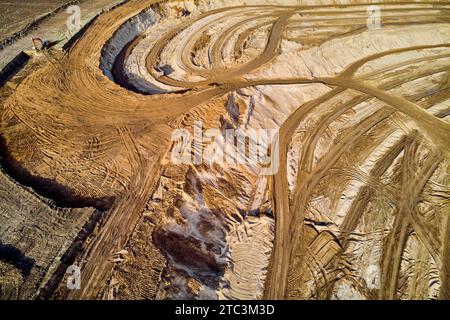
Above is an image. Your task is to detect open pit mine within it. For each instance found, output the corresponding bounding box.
[0,0,449,301]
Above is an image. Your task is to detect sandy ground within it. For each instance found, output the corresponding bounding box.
[0,0,74,42]
[0,0,125,69]
[0,0,449,300]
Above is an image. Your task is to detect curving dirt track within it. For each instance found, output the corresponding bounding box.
[0,0,449,300]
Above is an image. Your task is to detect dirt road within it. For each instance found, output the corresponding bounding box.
[1,0,449,299]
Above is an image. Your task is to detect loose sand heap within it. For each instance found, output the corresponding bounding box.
[0,0,449,300]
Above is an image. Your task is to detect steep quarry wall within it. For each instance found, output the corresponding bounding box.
[0,0,449,300]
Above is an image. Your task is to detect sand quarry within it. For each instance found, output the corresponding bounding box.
[0,0,449,300]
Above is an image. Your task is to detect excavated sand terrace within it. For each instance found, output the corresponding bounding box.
[0,0,449,300]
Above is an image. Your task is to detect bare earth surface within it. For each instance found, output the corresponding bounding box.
[0,0,449,300]
[0,0,125,69]
[0,0,73,41]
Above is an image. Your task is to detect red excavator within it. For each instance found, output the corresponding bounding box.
[31,37,50,51]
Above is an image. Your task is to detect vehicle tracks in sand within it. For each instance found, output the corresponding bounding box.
[1,0,449,299]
